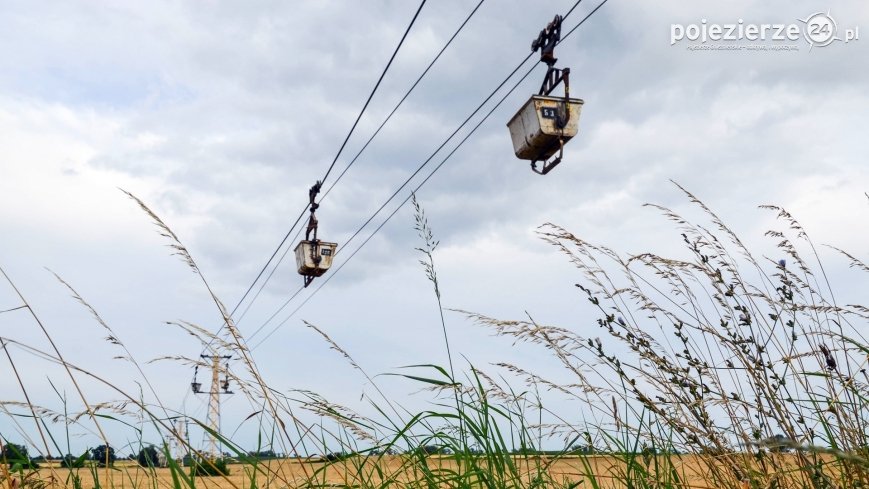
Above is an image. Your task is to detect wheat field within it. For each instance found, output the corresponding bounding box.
[22,454,843,489]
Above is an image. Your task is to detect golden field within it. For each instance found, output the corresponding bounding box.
[11,454,839,489]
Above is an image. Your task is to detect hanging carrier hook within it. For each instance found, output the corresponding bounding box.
[305,180,322,242]
[191,365,201,393]
[530,15,571,175]
[294,180,337,287]
[221,361,233,393]
[303,181,323,287]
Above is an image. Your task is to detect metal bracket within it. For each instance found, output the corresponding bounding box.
[530,138,564,175]
[309,238,321,270]
[539,67,571,131]
[539,67,570,98]
[305,215,319,242]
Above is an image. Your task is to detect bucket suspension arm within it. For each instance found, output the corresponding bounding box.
[539,67,570,99]
[530,15,572,176]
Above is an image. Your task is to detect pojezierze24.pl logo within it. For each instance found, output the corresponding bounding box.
[670,11,859,51]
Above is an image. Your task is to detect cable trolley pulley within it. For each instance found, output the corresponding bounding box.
[507,14,585,175]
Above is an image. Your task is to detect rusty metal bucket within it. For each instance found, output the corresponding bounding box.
[507,95,584,162]
[294,240,337,277]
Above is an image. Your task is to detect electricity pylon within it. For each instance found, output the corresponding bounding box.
[170,418,189,463]
[192,354,232,459]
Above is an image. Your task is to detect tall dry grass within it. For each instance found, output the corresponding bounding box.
[461,184,869,488]
[1,185,867,489]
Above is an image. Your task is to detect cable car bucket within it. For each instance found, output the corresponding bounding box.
[507,15,584,175]
[295,180,337,287]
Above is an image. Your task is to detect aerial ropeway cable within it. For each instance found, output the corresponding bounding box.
[228,0,487,330]
[247,0,610,350]
[199,1,427,352]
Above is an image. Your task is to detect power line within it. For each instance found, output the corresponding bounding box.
[246,51,534,345]
[320,1,428,185]
[250,60,539,351]
[202,0,428,354]
[231,0,487,331]
[228,205,308,329]
[319,0,487,202]
[246,41,538,346]
[232,223,304,328]
[315,0,597,277]
[239,1,594,344]
[248,0,610,349]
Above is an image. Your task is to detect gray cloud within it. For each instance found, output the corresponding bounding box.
[1,0,867,455]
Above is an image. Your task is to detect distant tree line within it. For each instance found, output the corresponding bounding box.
[1,442,135,469]
[246,449,278,459]
[1,443,39,469]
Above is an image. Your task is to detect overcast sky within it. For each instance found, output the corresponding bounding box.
[1,0,868,456]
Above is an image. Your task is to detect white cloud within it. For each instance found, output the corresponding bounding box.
[1,0,867,455]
